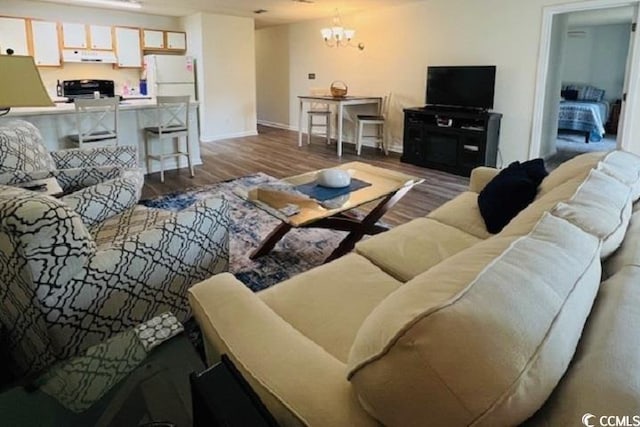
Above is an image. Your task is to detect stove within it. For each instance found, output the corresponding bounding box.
[63,79,115,101]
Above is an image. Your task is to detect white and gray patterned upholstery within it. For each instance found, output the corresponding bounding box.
[0,119,55,173]
[0,119,143,195]
[0,184,230,378]
[61,171,144,227]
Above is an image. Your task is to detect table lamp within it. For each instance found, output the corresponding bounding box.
[0,55,54,116]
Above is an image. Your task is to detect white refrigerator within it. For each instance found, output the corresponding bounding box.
[143,55,196,100]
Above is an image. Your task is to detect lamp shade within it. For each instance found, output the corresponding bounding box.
[344,29,356,40]
[321,28,333,40]
[0,55,53,109]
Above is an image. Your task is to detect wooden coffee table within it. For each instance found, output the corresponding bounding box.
[246,162,424,263]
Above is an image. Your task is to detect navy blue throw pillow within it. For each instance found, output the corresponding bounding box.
[478,161,543,234]
[520,158,548,186]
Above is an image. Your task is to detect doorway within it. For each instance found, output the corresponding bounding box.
[530,0,640,167]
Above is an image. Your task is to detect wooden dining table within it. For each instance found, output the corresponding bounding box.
[297,95,383,157]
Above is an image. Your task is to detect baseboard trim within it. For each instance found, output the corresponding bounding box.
[258,120,296,131]
[201,130,258,142]
[258,122,405,154]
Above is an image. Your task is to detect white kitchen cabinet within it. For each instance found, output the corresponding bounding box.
[115,27,142,68]
[143,29,164,49]
[0,17,29,56]
[90,25,113,50]
[31,20,61,66]
[166,31,186,50]
[62,22,87,48]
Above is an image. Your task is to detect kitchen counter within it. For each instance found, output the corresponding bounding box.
[5,98,201,174]
[8,98,196,117]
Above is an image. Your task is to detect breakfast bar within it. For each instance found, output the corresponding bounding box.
[6,99,201,174]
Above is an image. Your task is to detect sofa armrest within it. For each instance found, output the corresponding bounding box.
[51,146,138,169]
[469,166,500,193]
[188,274,378,427]
[61,173,143,227]
[46,198,230,360]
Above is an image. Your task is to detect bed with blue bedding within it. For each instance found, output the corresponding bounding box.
[558,84,610,143]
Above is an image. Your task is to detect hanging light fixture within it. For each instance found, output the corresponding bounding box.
[321,9,365,50]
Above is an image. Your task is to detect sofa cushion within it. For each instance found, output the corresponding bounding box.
[427,191,492,239]
[552,169,632,258]
[347,213,602,427]
[528,266,640,426]
[500,174,588,237]
[538,152,604,196]
[89,205,173,249]
[478,162,540,233]
[597,150,640,201]
[0,120,56,174]
[258,253,401,363]
[604,203,640,277]
[355,218,481,282]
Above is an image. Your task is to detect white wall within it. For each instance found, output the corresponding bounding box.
[256,25,290,128]
[0,0,182,96]
[183,13,257,141]
[255,0,637,164]
[562,23,631,101]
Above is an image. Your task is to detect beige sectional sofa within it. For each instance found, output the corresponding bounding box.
[189,151,640,426]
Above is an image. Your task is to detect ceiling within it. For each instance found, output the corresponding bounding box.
[42,0,424,27]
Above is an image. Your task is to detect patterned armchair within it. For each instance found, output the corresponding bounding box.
[0,184,230,378]
[0,119,143,193]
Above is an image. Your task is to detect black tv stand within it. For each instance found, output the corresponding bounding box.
[423,104,488,113]
[401,106,502,177]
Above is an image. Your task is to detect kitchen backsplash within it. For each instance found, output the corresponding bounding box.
[39,63,142,98]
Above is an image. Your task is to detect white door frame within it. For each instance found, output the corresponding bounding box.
[529,0,640,159]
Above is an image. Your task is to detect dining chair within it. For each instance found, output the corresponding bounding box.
[306,88,332,145]
[144,95,194,183]
[67,97,119,148]
[355,93,391,155]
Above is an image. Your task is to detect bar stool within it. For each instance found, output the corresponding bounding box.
[67,97,119,148]
[356,93,391,155]
[144,95,194,183]
[306,88,332,145]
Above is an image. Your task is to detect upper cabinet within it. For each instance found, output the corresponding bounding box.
[31,20,61,66]
[143,29,164,49]
[142,29,187,52]
[166,31,186,50]
[90,25,112,50]
[63,23,113,50]
[62,22,87,48]
[114,27,142,68]
[0,16,184,67]
[0,17,29,56]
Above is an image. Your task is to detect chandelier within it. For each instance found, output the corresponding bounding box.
[320,9,365,50]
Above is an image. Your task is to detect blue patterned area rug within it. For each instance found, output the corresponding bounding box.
[141,173,356,292]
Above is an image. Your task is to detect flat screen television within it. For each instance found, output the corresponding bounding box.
[426,65,496,110]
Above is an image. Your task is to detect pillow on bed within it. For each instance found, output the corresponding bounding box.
[583,86,605,102]
[564,84,605,102]
[561,89,579,101]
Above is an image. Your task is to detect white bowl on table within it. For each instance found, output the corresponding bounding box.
[316,169,351,188]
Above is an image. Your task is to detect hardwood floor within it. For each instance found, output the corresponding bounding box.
[142,125,469,227]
